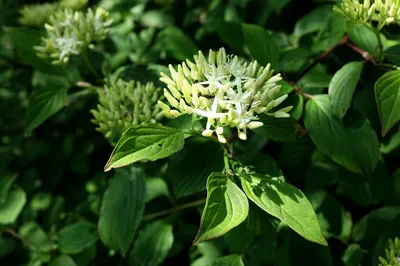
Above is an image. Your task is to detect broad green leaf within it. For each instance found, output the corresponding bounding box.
[19,222,54,253]
[279,48,310,73]
[140,10,173,28]
[240,174,327,245]
[374,70,400,135]
[0,175,16,203]
[352,207,400,245]
[211,254,244,266]
[297,64,332,94]
[191,242,221,266]
[307,190,353,241]
[158,26,198,61]
[30,192,52,211]
[329,62,364,119]
[58,221,98,254]
[25,72,69,133]
[294,5,334,38]
[347,22,382,57]
[3,27,60,74]
[268,0,291,13]
[0,187,26,224]
[342,244,364,266]
[311,16,346,53]
[251,116,298,142]
[211,21,244,53]
[241,23,279,69]
[99,167,146,256]
[304,95,379,176]
[381,128,400,154]
[145,177,170,203]
[384,44,400,65]
[194,173,249,245]
[168,138,224,197]
[104,124,185,171]
[128,220,174,266]
[50,255,77,266]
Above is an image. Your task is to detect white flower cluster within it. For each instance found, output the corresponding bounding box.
[158,48,292,143]
[334,0,400,29]
[35,8,112,64]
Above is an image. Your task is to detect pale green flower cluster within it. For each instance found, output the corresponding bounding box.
[158,48,292,143]
[34,8,112,64]
[91,80,164,144]
[334,0,400,30]
[18,3,59,27]
[379,238,400,266]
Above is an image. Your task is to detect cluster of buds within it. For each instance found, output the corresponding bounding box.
[18,3,59,27]
[334,0,400,30]
[158,48,292,143]
[34,8,112,64]
[91,80,164,144]
[379,238,400,266]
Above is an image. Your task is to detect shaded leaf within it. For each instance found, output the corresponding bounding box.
[304,95,379,176]
[50,255,77,266]
[329,62,364,119]
[128,220,173,266]
[59,221,98,254]
[0,175,16,204]
[211,254,244,266]
[168,138,224,197]
[99,167,146,256]
[242,23,279,68]
[158,26,198,61]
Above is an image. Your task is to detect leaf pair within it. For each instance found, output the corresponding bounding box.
[194,172,327,246]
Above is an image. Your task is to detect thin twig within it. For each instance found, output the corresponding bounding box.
[296,35,349,82]
[6,228,38,248]
[142,198,206,221]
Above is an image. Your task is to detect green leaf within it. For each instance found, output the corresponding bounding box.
[241,23,279,68]
[240,174,327,246]
[58,221,98,254]
[329,62,364,119]
[158,26,198,61]
[251,116,298,142]
[304,95,379,176]
[104,124,185,171]
[211,21,244,53]
[279,48,311,73]
[311,16,346,53]
[384,44,400,65]
[145,177,170,203]
[0,175,16,204]
[194,173,249,245]
[211,254,245,266]
[381,128,400,154]
[374,70,400,135]
[347,22,381,57]
[352,207,400,245]
[3,27,60,74]
[128,220,174,266]
[307,190,353,241]
[99,167,146,256]
[191,242,221,266]
[342,244,364,266]
[168,138,224,197]
[25,72,69,133]
[294,5,334,38]
[50,255,77,266]
[0,187,26,224]
[19,222,54,252]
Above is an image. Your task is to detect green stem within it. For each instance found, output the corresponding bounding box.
[224,150,231,171]
[142,198,206,221]
[67,89,97,104]
[82,52,103,83]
